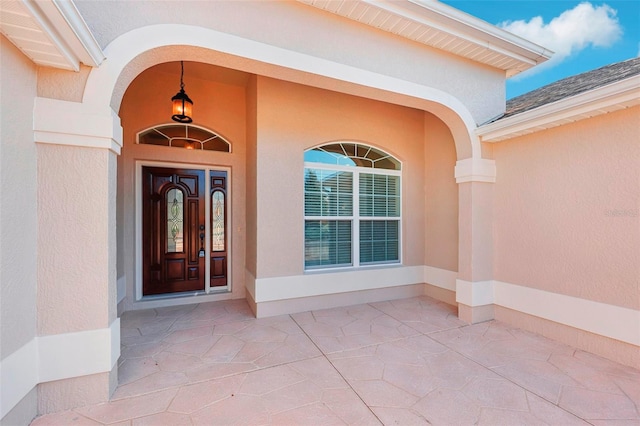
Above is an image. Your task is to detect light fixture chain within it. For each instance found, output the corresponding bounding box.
[180,61,185,91]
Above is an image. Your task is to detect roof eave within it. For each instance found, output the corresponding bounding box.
[299,0,552,76]
[476,75,640,142]
[407,1,553,72]
[0,0,105,71]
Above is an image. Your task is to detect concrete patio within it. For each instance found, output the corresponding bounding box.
[31,296,640,425]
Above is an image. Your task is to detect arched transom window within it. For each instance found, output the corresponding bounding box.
[304,142,401,270]
[137,124,231,152]
[304,142,400,170]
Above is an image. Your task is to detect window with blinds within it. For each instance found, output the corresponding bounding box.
[304,143,401,270]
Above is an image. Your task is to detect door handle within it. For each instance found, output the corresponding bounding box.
[198,231,205,257]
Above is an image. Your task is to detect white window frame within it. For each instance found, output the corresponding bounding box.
[303,161,402,271]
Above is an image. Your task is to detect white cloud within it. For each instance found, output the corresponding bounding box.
[499,2,622,78]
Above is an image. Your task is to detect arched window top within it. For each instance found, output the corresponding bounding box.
[137,124,231,152]
[304,142,400,170]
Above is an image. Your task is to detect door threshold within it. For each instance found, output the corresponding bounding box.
[130,288,233,311]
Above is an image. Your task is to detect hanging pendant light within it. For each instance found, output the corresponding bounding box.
[171,61,193,123]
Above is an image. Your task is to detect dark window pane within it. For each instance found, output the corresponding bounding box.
[305,220,352,268]
[359,220,399,264]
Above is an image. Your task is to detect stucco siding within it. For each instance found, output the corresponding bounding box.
[0,34,39,424]
[71,0,504,125]
[424,112,459,272]
[492,106,640,310]
[246,75,258,279]
[0,35,38,359]
[37,145,114,334]
[254,76,428,279]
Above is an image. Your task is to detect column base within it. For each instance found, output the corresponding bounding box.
[37,366,117,415]
[0,387,37,426]
[458,303,495,324]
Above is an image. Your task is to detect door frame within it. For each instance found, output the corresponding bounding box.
[135,160,232,302]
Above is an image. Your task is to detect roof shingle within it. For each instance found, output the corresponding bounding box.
[502,57,640,119]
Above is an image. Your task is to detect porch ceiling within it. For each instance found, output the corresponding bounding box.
[297,0,552,77]
[0,0,104,71]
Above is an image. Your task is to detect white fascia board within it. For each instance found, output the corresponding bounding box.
[371,0,553,69]
[19,0,104,70]
[477,75,640,142]
[48,0,105,67]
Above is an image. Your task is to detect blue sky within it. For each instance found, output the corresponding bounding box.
[440,1,640,99]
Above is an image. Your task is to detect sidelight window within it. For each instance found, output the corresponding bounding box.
[211,190,225,252]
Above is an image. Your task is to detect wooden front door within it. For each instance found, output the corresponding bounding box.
[143,167,206,295]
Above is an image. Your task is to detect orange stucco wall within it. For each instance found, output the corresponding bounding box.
[117,65,461,306]
[246,75,258,279]
[424,112,459,272]
[492,106,640,310]
[253,76,455,278]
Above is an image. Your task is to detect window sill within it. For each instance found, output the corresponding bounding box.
[304,262,403,275]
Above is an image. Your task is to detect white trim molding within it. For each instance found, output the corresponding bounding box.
[34,97,123,154]
[456,279,494,306]
[0,340,38,419]
[477,75,640,142]
[0,319,119,418]
[454,279,640,347]
[493,281,640,347]
[424,265,457,291]
[0,0,105,71]
[254,266,425,303]
[455,158,496,183]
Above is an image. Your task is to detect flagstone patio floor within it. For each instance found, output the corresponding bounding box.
[31,296,640,425]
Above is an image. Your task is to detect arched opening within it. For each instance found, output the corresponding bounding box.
[60,21,486,321]
[117,61,246,309]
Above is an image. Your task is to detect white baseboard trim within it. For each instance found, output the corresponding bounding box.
[456,278,493,306]
[254,284,425,318]
[453,278,639,347]
[424,266,457,291]
[253,265,424,303]
[0,319,120,419]
[493,281,640,347]
[0,339,38,419]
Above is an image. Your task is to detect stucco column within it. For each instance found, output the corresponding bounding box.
[455,158,496,323]
[33,98,122,413]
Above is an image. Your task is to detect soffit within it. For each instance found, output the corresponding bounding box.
[0,0,104,71]
[298,0,552,77]
[151,61,251,87]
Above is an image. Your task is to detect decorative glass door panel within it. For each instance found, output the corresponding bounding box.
[210,171,228,287]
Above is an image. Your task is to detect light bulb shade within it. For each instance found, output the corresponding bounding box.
[171,89,193,123]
